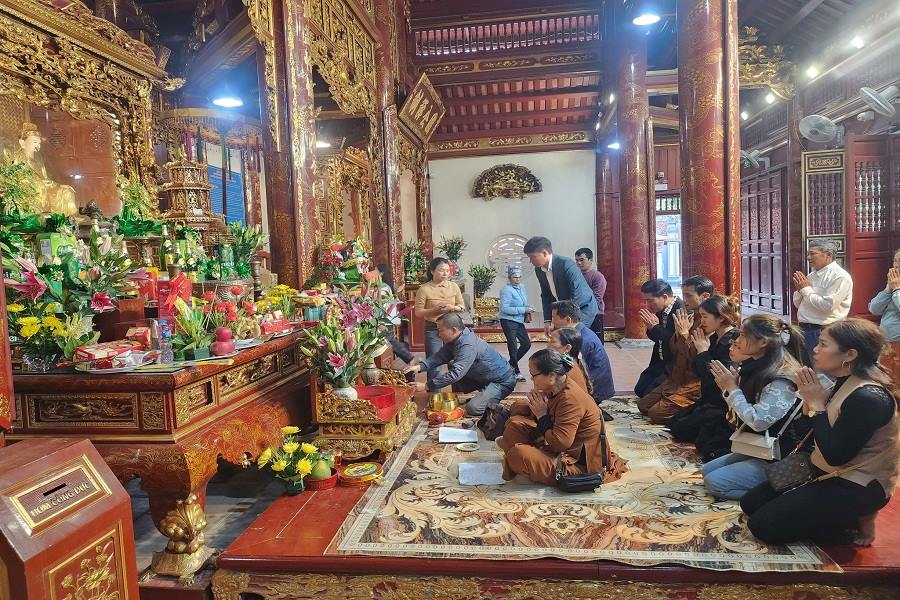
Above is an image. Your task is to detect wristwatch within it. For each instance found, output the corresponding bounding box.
[807,409,827,418]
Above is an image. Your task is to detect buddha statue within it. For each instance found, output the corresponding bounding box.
[16,122,79,217]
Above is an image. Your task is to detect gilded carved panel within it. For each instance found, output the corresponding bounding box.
[26,393,139,429]
[245,0,281,152]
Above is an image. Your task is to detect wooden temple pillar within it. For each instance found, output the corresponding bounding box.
[372,0,406,290]
[615,11,655,342]
[254,0,319,288]
[676,0,741,294]
[596,150,624,329]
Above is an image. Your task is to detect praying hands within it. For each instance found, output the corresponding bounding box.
[887,268,900,292]
[792,271,812,291]
[639,308,660,328]
[690,327,711,352]
[673,308,693,338]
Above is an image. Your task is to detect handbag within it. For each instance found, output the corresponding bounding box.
[477,403,510,442]
[729,400,804,461]
[764,429,885,494]
[555,431,608,493]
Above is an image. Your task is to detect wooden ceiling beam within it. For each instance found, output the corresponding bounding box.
[433,121,590,140]
[415,42,600,65]
[767,0,827,43]
[441,86,601,104]
[426,65,599,86]
[411,0,598,27]
[441,106,596,125]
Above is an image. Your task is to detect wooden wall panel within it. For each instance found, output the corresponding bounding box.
[653,143,680,192]
[740,168,789,318]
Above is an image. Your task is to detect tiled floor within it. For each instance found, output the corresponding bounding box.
[131,338,651,570]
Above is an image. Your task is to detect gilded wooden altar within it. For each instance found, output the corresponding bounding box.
[319,146,374,242]
[0,0,178,193]
[8,333,313,575]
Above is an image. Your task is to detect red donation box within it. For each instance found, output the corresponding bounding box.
[0,438,139,599]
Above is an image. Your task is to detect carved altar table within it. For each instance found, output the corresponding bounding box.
[7,333,312,579]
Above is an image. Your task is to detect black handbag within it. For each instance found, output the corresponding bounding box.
[477,403,510,442]
[555,431,608,493]
[764,428,884,494]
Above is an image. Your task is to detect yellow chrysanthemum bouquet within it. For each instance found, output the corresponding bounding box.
[256,426,335,493]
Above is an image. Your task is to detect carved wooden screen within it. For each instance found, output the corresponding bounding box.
[802,149,846,263]
[846,135,894,318]
[740,168,789,317]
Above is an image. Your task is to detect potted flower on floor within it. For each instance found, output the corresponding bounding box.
[257,429,335,494]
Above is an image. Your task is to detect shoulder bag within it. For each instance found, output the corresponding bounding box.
[728,399,805,461]
[555,430,608,493]
[477,403,510,442]
[764,429,885,494]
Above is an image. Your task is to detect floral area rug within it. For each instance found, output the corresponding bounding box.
[325,396,841,572]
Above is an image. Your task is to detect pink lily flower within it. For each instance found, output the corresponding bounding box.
[91,292,116,313]
[127,268,151,281]
[4,271,48,302]
[327,352,346,369]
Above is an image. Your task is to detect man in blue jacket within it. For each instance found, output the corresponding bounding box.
[550,300,616,403]
[405,312,517,416]
[524,236,598,335]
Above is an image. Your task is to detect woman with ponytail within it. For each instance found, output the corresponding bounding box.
[667,296,743,459]
[498,348,627,485]
[742,318,900,546]
[701,313,811,499]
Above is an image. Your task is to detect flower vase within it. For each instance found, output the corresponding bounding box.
[284,478,305,496]
[361,362,380,386]
[332,380,358,401]
[22,353,58,373]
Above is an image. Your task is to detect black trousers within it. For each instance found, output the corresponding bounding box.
[635,363,667,397]
[589,313,605,340]
[740,475,889,545]
[500,318,531,373]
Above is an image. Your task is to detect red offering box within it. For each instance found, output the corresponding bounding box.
[354,385,404,422]
[75,340,143,362]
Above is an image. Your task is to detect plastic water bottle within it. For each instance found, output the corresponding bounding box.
[158,323,174,365]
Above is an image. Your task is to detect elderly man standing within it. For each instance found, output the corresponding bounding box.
[792,239,853,357]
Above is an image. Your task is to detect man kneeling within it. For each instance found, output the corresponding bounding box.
[405,312,517,416]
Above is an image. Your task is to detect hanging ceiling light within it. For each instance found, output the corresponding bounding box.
[607,141,621,150]
[740,111,749,121]
[212,96,243,108]
[765,92,776,104]
[805,65,819,79]
[608,93,615,104]
[315,140,332,148]
[850,35,865,49]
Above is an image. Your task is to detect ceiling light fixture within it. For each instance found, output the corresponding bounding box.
[607,141,621,150]
[850,35,865,49]
[632,13,661,26]
[765,92,776,104]
[740,111,749,121]
[805,65,819,79]
[212,96,243,108]
[595,122,601,131]
[72,174,83,180]
[608,93,615,104]
[315,140,332,148]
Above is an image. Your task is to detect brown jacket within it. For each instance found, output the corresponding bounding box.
[545,378,623,479]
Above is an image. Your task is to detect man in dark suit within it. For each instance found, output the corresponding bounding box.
[523,236,598,335]
[634,278,684,397]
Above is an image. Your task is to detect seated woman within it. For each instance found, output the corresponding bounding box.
[667,297,742,461]
[741,319,900,546]
[498,348,626,485]
[702,313,809,500]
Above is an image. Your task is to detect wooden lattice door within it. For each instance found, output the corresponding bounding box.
[740,168,789,317]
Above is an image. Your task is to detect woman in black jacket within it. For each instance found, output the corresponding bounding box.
[667,295,742,461]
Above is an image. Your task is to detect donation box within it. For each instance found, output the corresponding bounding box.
[0,438,138,599]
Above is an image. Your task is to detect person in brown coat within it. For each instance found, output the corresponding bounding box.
[637,275,715,423]
[499,348,627,485]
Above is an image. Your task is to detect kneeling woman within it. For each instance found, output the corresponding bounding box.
[498,349,627,485]
[741,319,900,546]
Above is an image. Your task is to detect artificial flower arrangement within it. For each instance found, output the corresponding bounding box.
[299,291,391,390]
[261,284,301,321]
[171,297,215,360]
[304,236,371,287]
[403,240,428,284]
[257,428,335,493]
[111,175,162,238]
[229,221,267,278]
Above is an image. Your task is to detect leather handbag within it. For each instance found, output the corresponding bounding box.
[477,403,510,442]
[729,400,804,461]
[555,431,607,493]
[764,429,884,494]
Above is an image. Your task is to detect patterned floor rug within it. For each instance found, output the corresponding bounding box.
[325,397,841,572]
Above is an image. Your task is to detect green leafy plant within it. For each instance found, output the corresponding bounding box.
[467,264,497,298]
[437,236,468,262]
[0,154,40,216]
[229,221,267,273]
[403,240,428,284]
[171,297,214,352]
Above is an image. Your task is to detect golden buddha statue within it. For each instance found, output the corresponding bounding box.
[16,122,78,217]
